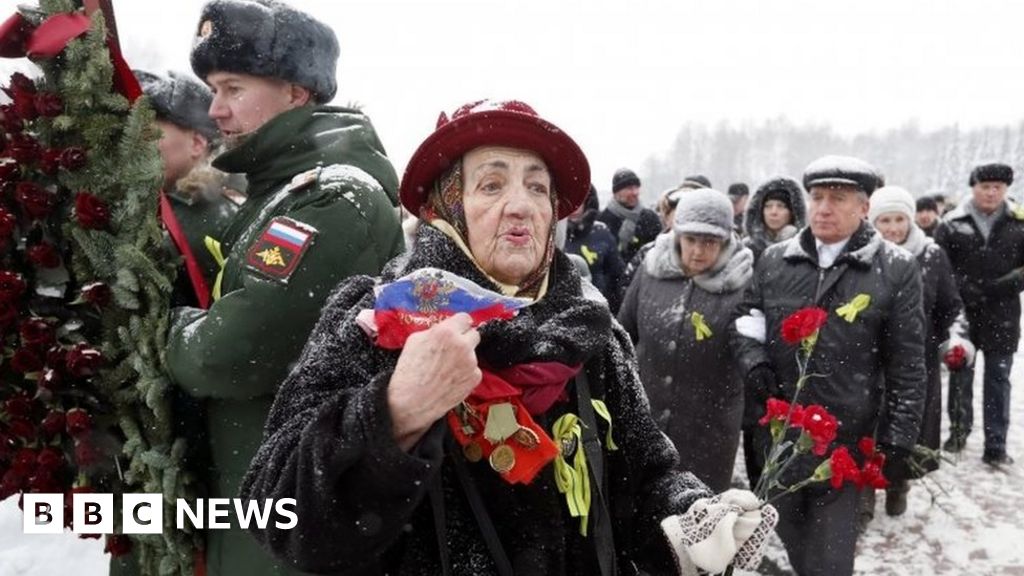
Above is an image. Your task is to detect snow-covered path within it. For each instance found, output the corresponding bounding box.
[3,344,1024,575]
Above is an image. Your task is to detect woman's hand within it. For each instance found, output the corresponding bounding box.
[387,313,482,451]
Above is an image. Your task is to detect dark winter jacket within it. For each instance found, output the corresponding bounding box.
[240,224,712,576]
[597,202,662,264]
[742,177,807,263]
[883,226,961,478]
[166,105,403,576]
[730,223,926,480]
[934,200,1024,355]
[618,232,753,492]
[565,209,625,312]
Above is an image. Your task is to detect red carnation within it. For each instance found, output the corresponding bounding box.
[40,410,66,438]
[26,242,61,268]
[104,535,133,557]
[74,438,100,467]
[828,446,861,489]
[15,182,56,219]
[780,307,829,345]
[0,104,23,132]
[65,408,93,438]
[81,282,111,307]
[11,347,44,373]
[800,404,838,456]
[39,148,62,175]
[2,277,26,310]
[0,270,26,302]
[7,417,35,441]
[857,437,876,458]
[33,92,63,118]
[7,134,41,165]
[74,191,111,230]
[758,398,793,426]
[60,147,87,172]
[66,344,103,377]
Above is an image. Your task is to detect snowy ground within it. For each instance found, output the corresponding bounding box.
[2,349,1024,575]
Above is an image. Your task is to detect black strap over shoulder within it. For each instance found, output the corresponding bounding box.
[575,369,619,576]
[448,435,515,576]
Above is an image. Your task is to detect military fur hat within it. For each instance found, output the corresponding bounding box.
[190,0,339,103]
[969,162,1013,187]
[135,69,219,143]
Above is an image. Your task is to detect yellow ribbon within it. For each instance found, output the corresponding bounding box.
[691,311,713,341]
[836,293,871,323]
[580,245,599,265]
[590,399,618,451]
[205,236,227,302]
[552,413,591,536]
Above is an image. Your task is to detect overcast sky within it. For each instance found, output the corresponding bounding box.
[8,0,1024,191]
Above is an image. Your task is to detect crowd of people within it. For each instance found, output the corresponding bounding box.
[96,1,1022,575]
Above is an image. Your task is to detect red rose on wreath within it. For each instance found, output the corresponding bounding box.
[0,13,35,59]
[26,242,61,268]
[780,307,829,345]
[11,346,45,373]
[3,394,33,417]
[7,133,41,165]
[6,417,36,441]
[81,282,111,307]
[0,161,21,183]
[66,344,103,377]
[41,410,66,438]
[15,182,56,219]
[39,148,62,174]
[74,437,100,467]
[65,408,93,438]
[0,302,18,331]
[74,191,111,230]
[0,271,26,302]
[0,103,24,133]
[37,368,63,394]
[5,73,38,121]
[36,447,65,472]
[33,92,63,117]
[20,318,56,347]
[60,147,87,171]
[800,404,838,456]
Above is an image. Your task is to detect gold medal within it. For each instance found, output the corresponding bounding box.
[463,441,483,463]
[512,426,540,450]
[560,435,577,457]
[489,444,516,474]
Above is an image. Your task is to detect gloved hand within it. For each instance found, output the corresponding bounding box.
[746,364,781,404]
[735,309,766,343]
[880,443,913,480]
[661,489,779,575]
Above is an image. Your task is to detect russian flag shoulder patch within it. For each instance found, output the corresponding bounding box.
[244,216,318,283]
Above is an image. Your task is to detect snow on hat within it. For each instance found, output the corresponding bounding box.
[969,162,1013,187]
[673,188,734,240]
[190,0,340,103]
[135,69,219,143]
[612,168,641,193]
[803,155,882,195]
[869,186,916,224]
[400,99,590,219]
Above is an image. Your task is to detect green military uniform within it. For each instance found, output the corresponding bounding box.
[166,104,403,576]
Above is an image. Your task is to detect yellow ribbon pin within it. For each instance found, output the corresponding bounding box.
[836,293,871,323]
[552,413,591,536]
[691,311,713,341]
[205,236,227,302]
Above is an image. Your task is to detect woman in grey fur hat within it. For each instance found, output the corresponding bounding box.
[619,188,754,492]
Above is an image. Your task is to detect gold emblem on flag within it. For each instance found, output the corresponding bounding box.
[256,246,287,267]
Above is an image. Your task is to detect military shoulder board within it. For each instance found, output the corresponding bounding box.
[286,168,321,194]
[244,217,318,283]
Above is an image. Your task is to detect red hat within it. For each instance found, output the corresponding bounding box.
[400,100,591,219]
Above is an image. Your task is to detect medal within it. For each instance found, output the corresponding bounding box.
[483,402,519,443]
[512,426,540,450]
[489,444,516,474]
[463,441,483,463]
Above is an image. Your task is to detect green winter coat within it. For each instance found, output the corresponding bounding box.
[165,105,403,576]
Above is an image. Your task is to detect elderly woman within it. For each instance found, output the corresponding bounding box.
[618,189,754,492]
[743,176,807,263]
[239,101,772,576]
[867,186,966,516]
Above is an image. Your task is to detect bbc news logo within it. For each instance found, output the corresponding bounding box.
[22,494,297,534]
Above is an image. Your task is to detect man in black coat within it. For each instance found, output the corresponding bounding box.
[934,162,1023,466]
[565,185,625,311]
[598,168,661,264]
[731,155,926,576]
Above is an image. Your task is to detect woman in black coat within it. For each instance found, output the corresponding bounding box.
[869,186,964,515]
[239,100,775,576]
[619,189,753,492]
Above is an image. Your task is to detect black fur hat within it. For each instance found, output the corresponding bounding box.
[190,0,339,103]
[969,162,1013,187]
[135,69,219,143]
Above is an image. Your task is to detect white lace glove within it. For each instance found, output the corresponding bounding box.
[734,309,766,344]
[661,489,778,575]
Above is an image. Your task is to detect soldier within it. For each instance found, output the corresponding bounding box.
[165,1,404,575]
[135,68,241,307]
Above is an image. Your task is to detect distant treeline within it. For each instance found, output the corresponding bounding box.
[639,118,1024,206]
